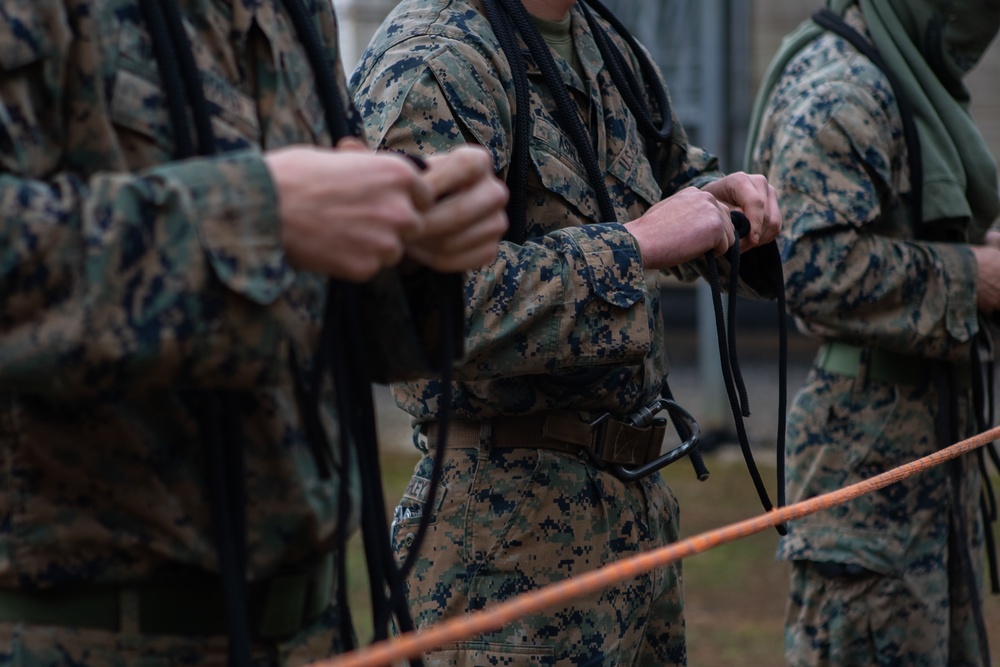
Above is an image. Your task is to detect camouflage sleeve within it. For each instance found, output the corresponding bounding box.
[0,17,296,395]
[760,78,978,359]
[0,146,298,394]
[353,40,653,378]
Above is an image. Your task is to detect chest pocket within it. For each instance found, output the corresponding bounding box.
[529,109,662,225]
[110,24,260,162]
[529,113,602,222]
[604,116,662,209]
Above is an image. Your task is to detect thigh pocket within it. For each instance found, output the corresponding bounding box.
[465,448,544,569]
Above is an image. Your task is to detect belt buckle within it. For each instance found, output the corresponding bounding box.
[610,398,701,482]
[580,412,612,470]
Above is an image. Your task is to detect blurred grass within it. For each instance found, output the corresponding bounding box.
[347,446,1000,666]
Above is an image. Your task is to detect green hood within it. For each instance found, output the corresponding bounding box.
[746,0,1000,239]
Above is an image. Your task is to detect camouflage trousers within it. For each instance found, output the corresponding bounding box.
[780,366,989,666]
[0,604,348,667]
[391,442,685,667]
[785,557,987,667]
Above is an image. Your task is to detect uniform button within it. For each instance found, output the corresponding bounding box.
[404,533,416,547]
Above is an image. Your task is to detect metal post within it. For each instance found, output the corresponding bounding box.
[694,0,734,442]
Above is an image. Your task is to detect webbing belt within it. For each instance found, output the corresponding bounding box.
[0,553,333,640]
[815,341,971,390]
[424,411,668,468]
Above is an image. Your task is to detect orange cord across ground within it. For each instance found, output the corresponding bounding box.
[315,424,1000,667]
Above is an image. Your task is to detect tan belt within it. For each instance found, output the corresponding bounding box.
[423,411,668,467]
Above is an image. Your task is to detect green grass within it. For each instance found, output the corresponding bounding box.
[346,447,1000,666]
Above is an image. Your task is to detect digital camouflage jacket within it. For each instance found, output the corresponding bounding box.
[749,6,983,573]
[352,0,772,425]
[0,0,456,588]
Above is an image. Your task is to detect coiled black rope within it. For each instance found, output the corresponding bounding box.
[141,2,255,665]
[139,0,195,158]
[279,0,426,657]
[143,0,442,663]
[577,0,672,181]
[480,0,532,244]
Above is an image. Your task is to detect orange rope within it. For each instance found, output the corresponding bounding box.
[316,424,1000,667]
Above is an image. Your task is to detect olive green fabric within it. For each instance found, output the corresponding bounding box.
[745,0,1000,239]
[532,13,585,82]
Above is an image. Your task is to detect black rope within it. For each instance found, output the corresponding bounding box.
[144,0,436,661]
[705,212,787,535]
[279,0,425,657]
[138,0,195,159]
[141,2,253,664]
[397,277,459,582]
[485,0,673,243]
[938,360,992,665]
[577,1,672,180]
[487,0,616,226]
[203,394,254,665]
[157,0,215,156]
[481,0,531,244]
[280,0,351,142]
[970,337,999,594]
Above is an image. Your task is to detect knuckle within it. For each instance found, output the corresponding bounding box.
[490,180,510,206]
[383,157,417,185]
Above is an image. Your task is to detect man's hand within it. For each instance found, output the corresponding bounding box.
[623,187,736,269]
[700,172,781,251]
[972,244,1000,312]
[405,145,509,273]
[267,144,433,282]
[623,173,782,271]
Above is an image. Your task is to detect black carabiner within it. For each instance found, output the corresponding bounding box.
[611,399,702,482]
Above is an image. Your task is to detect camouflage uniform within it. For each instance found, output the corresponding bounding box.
[0,1,457,665]
[352,2,772,665]
[748,7,987,666]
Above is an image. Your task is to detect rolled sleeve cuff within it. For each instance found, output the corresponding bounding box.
[150,150,292,306]
[942,243,980,345]
[553,223,646,308]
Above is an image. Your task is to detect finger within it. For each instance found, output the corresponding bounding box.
[764,183,782,243]
[423,145,495,200]
[421,172,509,237]
[406,235,499,273]
[409,174,435,214]
[716,173,769,244]
[377,151,435,216]
[336,136,370,152]
[406,212,508,272]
